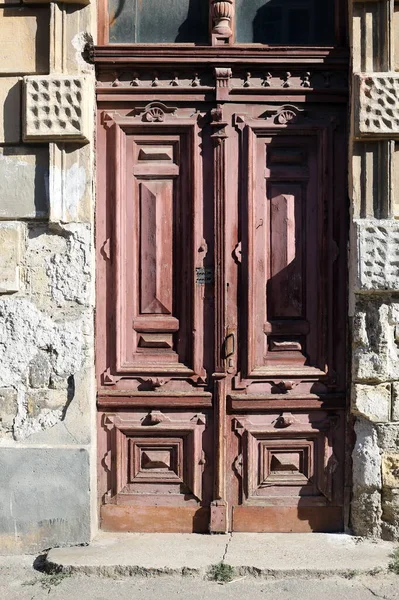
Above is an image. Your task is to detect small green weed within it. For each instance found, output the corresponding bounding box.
[344,569,359,579]
[389,548,399,575]
[208,562,235,583]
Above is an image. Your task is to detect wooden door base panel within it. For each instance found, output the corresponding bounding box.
[232,506,343,533]
[101,505,210,533]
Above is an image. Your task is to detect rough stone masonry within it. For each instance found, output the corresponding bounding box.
[0,1,96,553]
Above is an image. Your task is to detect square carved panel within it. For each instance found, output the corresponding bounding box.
[234,413,340,506]
[24,76,89,142]
[260,440,311,486]
[129,437,183,483]
[103,411,206,504]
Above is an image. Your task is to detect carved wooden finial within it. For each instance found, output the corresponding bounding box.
[211,0,234,44]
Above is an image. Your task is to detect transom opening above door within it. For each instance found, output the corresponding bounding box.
[102,0,343,46]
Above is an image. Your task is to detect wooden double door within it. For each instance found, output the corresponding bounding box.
[96,65,348,532]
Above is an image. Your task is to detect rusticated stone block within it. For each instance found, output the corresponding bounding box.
[382,453,399,488]
[353,418,382,489]
[351,489,382,538]
[24,76,89,143]
[0,223,24,294]
[353,220,399,292]
[352,298,399,383]
[352,383,391,423]
[354,73,399,138]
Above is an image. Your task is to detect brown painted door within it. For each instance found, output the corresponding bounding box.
[95,60,348,533]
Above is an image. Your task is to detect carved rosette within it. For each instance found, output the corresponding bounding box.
[211,0,234,43]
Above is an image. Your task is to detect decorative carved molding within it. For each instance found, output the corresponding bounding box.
[24,75,89,143]
[134,101,178,122]
[214,67,232,101]
[354,73,399,138]
[270,104,305,124]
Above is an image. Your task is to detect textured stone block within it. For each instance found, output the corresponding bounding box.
[24,76,90,143]
[0,78,21,143]
[0,223,24,294]
[354,220,399,292]
[0,447,91,554]
[0,388,17,438]
[355,73,399,138]
[351,489,382,538]
[352,298,399,383]
[377,424,399,451]
[382,453,399,488]
[352,383,391,422]
[0,8,49,74]
[0,147,48,218]
[353,418,382,488]
[392,383,399,421]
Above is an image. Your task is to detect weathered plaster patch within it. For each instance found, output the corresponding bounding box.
[0,298,86,388]
[45,224,92,305]
[13,387,64,441]
[0,297,87,440]
[71,32,94,74]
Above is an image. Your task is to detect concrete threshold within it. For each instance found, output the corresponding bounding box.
[45,532,397,579]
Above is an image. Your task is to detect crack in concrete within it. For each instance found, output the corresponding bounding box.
[363,584,390,600]
[222,532,232,562]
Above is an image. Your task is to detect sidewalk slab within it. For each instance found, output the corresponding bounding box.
[225,533,396,576]
[45,532,397,578]
[46,532,228,575]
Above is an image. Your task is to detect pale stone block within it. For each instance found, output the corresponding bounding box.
[351,142,393,218]
[0,223,24,294]
[353,418,382,488]
[352,383,391,422]
[382,453,399,488]
[353,220,399,291]
[0,78,21,143]
[0,8,49,75]
[49,143,93,223]
[354,73,399,138]
[0,147,48,219]
[24,76,90,143]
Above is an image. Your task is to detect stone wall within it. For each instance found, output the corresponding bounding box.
[350,0,399,539]
[0,1,96,553]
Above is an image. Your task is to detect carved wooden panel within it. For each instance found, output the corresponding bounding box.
[233,411,342,506]
[239,112,342,382]
[99,111,207,384]
[102,411,207,505]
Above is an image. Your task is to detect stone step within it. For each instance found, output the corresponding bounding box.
[45,532,397,578]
